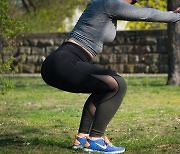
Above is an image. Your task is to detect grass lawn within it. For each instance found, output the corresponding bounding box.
[0,76,180,154]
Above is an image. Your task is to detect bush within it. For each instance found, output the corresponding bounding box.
[0,0,24,94]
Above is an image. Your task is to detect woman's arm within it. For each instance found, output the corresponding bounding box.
[104,0,180,23]
[174,7,180,13]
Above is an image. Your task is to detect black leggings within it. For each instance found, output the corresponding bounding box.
[41,42,127,137]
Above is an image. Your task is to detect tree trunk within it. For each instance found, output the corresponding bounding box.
[21,0,30,13]
[27,0,36,12]
[167,0,180,85]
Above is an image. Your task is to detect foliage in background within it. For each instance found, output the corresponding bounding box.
[8,0,168,32]
[0,0,24,94]
[126,0,167,30]
[8,0,89,33]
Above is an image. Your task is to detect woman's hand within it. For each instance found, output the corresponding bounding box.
[174,7,180,13]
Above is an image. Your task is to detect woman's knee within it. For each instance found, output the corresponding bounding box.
[114,76,127,95]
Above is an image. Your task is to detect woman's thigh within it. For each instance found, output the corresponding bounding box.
[63,61,119,93]
[42,56,119,94]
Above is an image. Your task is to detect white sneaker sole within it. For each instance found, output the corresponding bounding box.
[84,148,125,154]
[72,145,84,150]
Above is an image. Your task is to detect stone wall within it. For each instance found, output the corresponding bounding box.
[14,30,168,73]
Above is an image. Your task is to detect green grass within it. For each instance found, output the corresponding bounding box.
[0,76,180,154]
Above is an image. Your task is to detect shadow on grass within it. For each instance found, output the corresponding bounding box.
[0,138,24,146]
[0,127,72,150]
[0,127,41,146]
[28,137,73,149]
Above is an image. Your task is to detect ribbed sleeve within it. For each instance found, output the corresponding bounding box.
[105,0,180,23]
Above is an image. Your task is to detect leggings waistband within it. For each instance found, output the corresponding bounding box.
[61,41,91,62]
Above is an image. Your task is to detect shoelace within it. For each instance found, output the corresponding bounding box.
[81,135,113,147]
[104,136,113,147]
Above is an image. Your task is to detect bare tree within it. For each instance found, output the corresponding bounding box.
[21,0,30,13]
[21,0,36,13]
[167,0,180,85]
[27,0,36,12]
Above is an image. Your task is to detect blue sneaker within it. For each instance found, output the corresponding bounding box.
[72,135,86,149]
[84,136,125,154]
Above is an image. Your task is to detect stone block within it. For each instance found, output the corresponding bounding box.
[158,37,168,43]
[130,36,144,44]
[26,55,39,63]
[46,46,58,55]
[17,40,23,46]
[23,39,38,46]
[102,64,109,70]
[142,45,151,53]
[35,65,41,73]
[145,36,157,44]
[145,65,150,73]
[121,36,146,45]
[114,45,134,53]
[37,39,54,47]
[157,45,168,53]
[15,54,27,64]
[158,54,168,64]
[19,47,31,54]
[148,64,158,73]
[31,47,45,55]
[109,54,117,63]
[116,54,128,64]
[144,54,159,65]
[148,45,158,53]
[157,37,168,52]
[29,39,39,46]
[133,45,157,54]
[124,64,135,73]
[124,36,135,44]
[134,64,147,73]
[108,64,124,73]
[103,45,114,54]
[54,38,66,46]
[99,54,109,64]
[114,36,125,45]
[99,54,116,64]
[131,45,143,53]
[22,40,28,46]
[158,64,168,73]
[12,64,20,73]
[139,54,145,63]
[128,55,139,64]
[91,55,100,63]
[15,63,23,73]
[113,46,123,54]
[22,64,35,73]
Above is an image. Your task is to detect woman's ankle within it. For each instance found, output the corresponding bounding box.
[88,136,103,140]
[77,133,89,138]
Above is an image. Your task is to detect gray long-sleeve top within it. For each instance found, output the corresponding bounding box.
[68,0,180,56]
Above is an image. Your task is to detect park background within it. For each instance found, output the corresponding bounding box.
[0,0,180,153]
